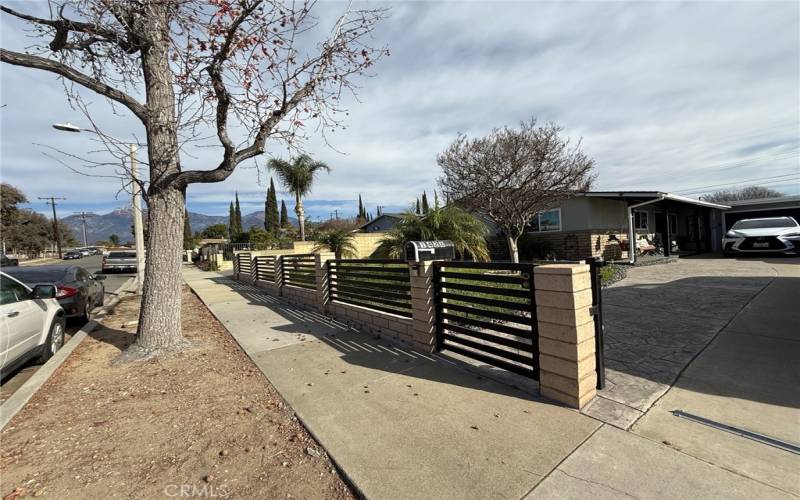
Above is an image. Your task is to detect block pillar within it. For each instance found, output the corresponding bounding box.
[408,261,438,353]
[534,263,597,409]
[315,252,335,313]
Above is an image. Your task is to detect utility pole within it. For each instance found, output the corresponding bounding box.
[39,196,66,258]
[74,211,89,247]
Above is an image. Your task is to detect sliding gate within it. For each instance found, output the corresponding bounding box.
[433,261,538,379]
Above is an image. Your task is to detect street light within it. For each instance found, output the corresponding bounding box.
[52,122,145,295]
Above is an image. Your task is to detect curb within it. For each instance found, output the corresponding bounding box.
[0,278,136,431]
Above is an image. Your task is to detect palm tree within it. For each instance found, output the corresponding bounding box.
[313,228,358,259]
[376,206,489,261]
[267,154,330,241]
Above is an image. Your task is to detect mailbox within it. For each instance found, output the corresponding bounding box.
[405,240,456,262]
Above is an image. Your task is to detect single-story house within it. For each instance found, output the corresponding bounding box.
[497,191,731,262]
[359,213,404,233]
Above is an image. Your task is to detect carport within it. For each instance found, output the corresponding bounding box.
[720,195,800,230]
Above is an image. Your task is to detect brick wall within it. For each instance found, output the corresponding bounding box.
[523,229,629,261]
[281,284,317,308]
[328,301,414,344]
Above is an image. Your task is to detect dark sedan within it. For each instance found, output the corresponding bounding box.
[63,251,82,260]
[3,265,105,321]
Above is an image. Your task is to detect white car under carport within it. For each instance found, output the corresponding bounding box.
[722,216,800,255]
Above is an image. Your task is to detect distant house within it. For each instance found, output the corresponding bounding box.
[493,191,730,262]
[358,213,404,233]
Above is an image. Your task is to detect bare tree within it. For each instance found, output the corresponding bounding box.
[701,185,784,204]
[1,0,387,358]
[437,119,594,262]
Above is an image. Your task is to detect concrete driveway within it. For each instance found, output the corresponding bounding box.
[532,256,799,498]
[583,255,796,428]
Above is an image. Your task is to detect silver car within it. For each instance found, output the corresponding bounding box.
[722,216,800,256]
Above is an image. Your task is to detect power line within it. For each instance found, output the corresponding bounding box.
[675,172,800,194]
[38,196,66,258]
[679,177,800,196]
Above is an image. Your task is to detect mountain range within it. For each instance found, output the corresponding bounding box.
[62,207,297,244]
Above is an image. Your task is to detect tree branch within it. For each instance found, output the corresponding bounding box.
[0,48,147,123]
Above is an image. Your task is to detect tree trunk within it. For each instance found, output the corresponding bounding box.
[296,194,306,241]
[130,6,185,354]
[506,234,519,263]
[136,187,185,350]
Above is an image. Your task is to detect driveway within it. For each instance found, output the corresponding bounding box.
[584,256,796,428]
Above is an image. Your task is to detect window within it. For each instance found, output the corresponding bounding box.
[0,276,30,305]
[529,209,562,233]
[634,211,648,230]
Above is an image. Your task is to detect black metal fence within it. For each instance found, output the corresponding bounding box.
[235,252,252,278]
[585,257,606,390]
[282,254,316,290]
[223,243,253,261]
[327,259,412,318]
[433,261,538,379]
[254,255,277,282]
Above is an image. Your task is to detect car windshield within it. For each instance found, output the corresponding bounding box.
[3,267,69,284]
[732,217,797,230]
[109,252,137,258]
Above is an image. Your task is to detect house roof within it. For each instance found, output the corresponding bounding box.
[724,195,800,207]
[582,191,730,210]
[357,213,403,230]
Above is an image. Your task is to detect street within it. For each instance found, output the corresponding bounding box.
[0,255,134,403]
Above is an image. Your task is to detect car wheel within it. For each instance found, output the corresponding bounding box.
[79,299,92,322]
[39,317,66,363]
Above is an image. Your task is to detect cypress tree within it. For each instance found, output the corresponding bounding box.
[183,209,193,250]
[416,198,421,214]
[228,202,236,239]
[234,192,243,236]
[358,194,365,219]
[421,191,429,214]
[265,178,279,234]
[280,200,290,228]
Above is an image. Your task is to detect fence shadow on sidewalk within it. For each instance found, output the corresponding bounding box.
[207,276,542,402]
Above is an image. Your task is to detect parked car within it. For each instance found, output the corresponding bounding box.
[3,265,105,320]
[63,250,82,260]
[0,272,65,376]
[102,251,138,273]
[1,252,19,267]
[78,248,92,257]
[722,216,800,256]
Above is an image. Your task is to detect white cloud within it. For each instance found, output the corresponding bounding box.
[1,1,797,220]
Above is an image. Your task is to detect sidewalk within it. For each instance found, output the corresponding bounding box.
[183,266,598,499]
[183,265,795,499]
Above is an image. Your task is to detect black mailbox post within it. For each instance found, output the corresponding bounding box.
[405,240,456,262]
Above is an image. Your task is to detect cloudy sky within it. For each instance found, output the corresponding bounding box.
[1,1,798,221]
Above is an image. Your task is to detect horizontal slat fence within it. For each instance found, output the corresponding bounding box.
[282,254,316,290]
[236,252,252,278]
[434,261,538,379]
[328,259,412,318]
[254,255,277,282]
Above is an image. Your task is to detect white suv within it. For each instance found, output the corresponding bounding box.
[0,272,66,375]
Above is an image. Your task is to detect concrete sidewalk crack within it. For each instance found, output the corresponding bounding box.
[555,469,641,500]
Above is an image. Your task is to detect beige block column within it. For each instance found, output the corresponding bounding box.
[408,261,438,353]
[315,252,336,313]
[534,263,597,409]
